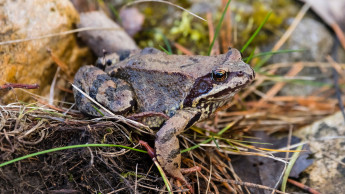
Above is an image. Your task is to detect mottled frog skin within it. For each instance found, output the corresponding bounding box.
[73,47,255,191]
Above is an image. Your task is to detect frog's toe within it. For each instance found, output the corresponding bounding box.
[163,161,194,193]
[171,170,194,193]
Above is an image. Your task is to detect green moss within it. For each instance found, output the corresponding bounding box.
[131,0,298,56]
[232,0,298,55]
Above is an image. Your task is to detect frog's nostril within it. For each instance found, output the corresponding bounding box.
[237,71,244,77]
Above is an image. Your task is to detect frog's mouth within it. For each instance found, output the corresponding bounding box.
[210,79,252,100]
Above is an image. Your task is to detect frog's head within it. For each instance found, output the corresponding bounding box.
[183,48,255,117]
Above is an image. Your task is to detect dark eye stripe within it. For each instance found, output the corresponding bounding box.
[183,73,213,107]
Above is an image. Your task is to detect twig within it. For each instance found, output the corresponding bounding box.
[258,63,304,104]
[258,3,310,66]
[49,67,60,105]
[71,83,154,134]
[173,42,194,55]
[0,83,39,90]
[121,0,206,22]
[327,56,345,122]
[330,23,345,51]
[206,163,212,194]
[287,179,321,194]
[0,27,121,45]
[135,163,138,194]
[213,178,288,194]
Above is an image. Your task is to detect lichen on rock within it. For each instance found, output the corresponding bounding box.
[0,0,93,103]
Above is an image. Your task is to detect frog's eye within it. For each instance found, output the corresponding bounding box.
[212,69,228,82]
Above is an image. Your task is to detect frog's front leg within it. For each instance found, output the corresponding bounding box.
[73,65,135,116]
[155,110,201,192]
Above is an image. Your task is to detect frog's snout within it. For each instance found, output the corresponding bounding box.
[249,66,255,81]
[239,62,255,82]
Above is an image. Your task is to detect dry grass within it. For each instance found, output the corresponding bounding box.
[1,1,345,193]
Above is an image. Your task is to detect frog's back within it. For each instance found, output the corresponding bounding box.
[115,66,194,117]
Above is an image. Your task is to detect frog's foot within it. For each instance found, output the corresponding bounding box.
[139,140,195,193]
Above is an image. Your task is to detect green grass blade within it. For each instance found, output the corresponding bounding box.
[207,0,232,56]
[253,49,306,70]
[109,4,121,22]
[180,138,213,153]
[0,144,147,168]
[241,11,272,53]
[217,122,235,136]
[162,34,172,54]
[281,144,303,192]
[92,105,105,116]
[212,136,220,149]
[243,49,305,62]
[159,45,171,54]
[245,47,256,63]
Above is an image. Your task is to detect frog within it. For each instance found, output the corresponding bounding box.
[73,47,255,192]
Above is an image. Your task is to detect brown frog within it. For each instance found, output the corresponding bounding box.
[73,47,255,192]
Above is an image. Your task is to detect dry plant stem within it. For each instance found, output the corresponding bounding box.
[213,178,288,194]
[135,163,138,194]
[72,84,153,134]
[287,179,321,194]
[227,160,251,193]
[262,62,345,70]
[195,171,220,194]
[49,67,60,105]
[258,63,304,104]
[330,23,345,51]
[0,27,121,46]
[326,56,345,120]
[206,164,212,194]
[173,42,194,55]
[136,183,187,193]
[211,157,242,193]
[235,3,310,104]
[35,98,77,116]
[274,125,293,190]
[272,3,310,51]
[327,56,345,79]
[183,158,235,193]
[47,49,72,79]
[0,83,39,90]
[121,0,206,22]
[220,0,232,52]
[207,12,220,56]
[181,138,201,193]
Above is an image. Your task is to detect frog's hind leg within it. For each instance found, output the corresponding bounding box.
[154,110,201,193]
[73,65,135,117]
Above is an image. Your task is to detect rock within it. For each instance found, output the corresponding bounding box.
[264,17,335,96]
[293,111,345,194]
[120,8,145,36]
[0,0,93,103]
[269,17,334,63]
[77,11,138,57]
